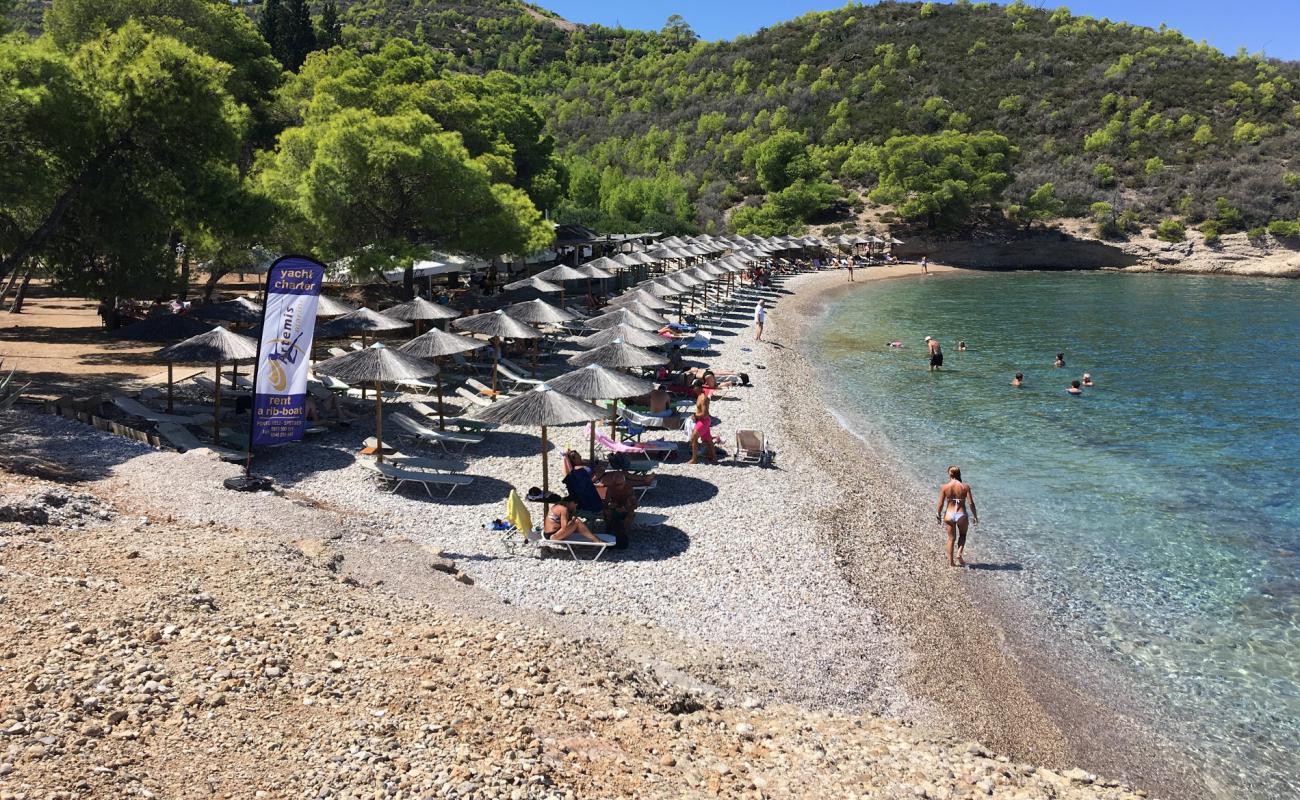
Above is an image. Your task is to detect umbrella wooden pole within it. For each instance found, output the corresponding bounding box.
[436,367,446,431]
[589,403,598,464]
[541,425,550,516]
[492,350,499,393]
[167,363,174,413]
[374,380,384,464]
[212,361,222,446]
[609,399,618,437]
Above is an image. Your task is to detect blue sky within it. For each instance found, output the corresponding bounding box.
[542,1,1300,61]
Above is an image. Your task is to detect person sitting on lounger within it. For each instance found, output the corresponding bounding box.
[601,471,637,549]
[647,384,673,417]
[544,497,603,543]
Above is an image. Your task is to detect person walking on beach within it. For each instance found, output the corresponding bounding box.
[753,300,766,341]
[937,466,977,567]
[920,256,929,274]
[925,336,943,371]
[688,384,717,464]
[846,259,855,282]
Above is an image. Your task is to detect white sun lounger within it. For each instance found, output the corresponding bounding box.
[345,387,401,401]
[327,347,350,358]
[496,363,543,391]
[363,460,473,498]
[360,449,468,473]
[409,401,496,432]
[466,377,506,398]
[395,378,438,394]
[389,413,485,454]
[455,386,494,408]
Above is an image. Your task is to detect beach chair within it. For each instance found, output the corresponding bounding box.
[389,413,484,454]
[496,362,543,392]
[593,424,678,460]
[327,347,349,358]
[733,429,771,466]
[409,401,496,432]
[454,386,494,408]
[112,396,213,426]
[156,423,245,462]
[395,378,438,395]
[618,406,684,441]
[450,352,491,376]
[363,460,474,498]
[466,377,505,398]
[492,489,614,561]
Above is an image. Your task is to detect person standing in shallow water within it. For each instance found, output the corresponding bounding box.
[920,256,929,274]
[925,336,943,371]
[937,466,977,567]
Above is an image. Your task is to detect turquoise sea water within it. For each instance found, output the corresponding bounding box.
[811,271,1299,798]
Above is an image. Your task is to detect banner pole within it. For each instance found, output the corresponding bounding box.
[244,269,273,477]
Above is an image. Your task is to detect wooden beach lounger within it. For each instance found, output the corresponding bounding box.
[389,413,484,454]
[363,460,473,498]
[409,401,496,432]
[112,396,213,426]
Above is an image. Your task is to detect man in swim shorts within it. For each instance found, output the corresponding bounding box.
[688,383,717,464]
[925,336,943,371]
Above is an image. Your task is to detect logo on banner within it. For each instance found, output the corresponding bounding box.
[252,256,326,448]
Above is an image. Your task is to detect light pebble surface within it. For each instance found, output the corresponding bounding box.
[0,265,1187,799]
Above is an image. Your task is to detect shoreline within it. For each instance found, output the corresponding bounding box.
[767,266,1202,797]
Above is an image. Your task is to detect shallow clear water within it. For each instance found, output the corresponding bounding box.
[811,271,1300,798]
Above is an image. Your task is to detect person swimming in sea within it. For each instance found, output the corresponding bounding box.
[1068,379,1083,395]
[958,340,967,351]
[1011,372,1024,387]
[1054,352,1065,368]
[1082,373,1094,387]
[936,466,977,567]
[888,340,903,348]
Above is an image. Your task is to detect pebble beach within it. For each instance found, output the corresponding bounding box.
[0,264,1191,798]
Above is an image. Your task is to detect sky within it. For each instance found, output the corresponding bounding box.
[541,1,1300,61]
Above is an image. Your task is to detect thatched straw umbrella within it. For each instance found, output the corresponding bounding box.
[567,338,667,370]
[468,383,608,510]
[113,314,214,412]
[315,296,357,319]
[315,308,412,397]
[314,345,438,464]
[529,264,588,305]
[584,307,661,331]
[606,288,671,311]
[453,309,543,391]
[608,300,669,326]
[503,275,564,295]
[502,298,577,326]
[396,328,486,430]
[548,364,656,462]
[155,326,259,446]
[573,323,667,350]
[382,297,460,335]
[192,297,262,325]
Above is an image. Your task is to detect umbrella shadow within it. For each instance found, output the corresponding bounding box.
[639,474,719,507]
[475,430,544,457]
[408,473,514,505]
[607,524,691,561]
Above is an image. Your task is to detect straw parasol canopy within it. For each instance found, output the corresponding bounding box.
[532,264,588,282]
[469,383,609,502]
[503,275,563,293]
[315,345,438,463]
[573,323,667,350]
[155,326,260,444]
[382,297,460,323]
[112,313,211,343]
[576,257,619,279]
[568,339,667,369]
[607,289,671,310]
[397,328,486,430]
[316,296,357,319]
[454,309,544,390]
[548,363,657,461]
[192,297,262,325]
[583,307,662,331]
[608,300,669,325]
[502,298,578,325]
[317,307,412,342]
[638,279,686,298]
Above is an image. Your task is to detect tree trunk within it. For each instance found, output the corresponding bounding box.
[179,245,191,302]
[403,265,415,300]
[8,269,34,313]
[0,181,84,282]
[0,262,23,302]
[201,266,225,304]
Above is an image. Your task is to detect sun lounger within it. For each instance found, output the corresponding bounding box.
[327,347,349,358]
[734,429,771,466]
[450,352,493,375]
[492,491,613,560]
[395,378,438,394]
[389,413,484,454]
[466,377,505,398]
[363,460,474,498]
[345,387,401,401]
[593,424,678,460]
[454,386,494,408]
[409,401,496,432]
[192,375,251,398]
[112,396,213,426]
[156,423,246,461]
[496,363,543,391]
[361,449,468,473]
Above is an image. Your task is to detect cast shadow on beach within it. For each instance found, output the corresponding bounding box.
[639,474,719,507]
[445,523,691,564]
[964,562,1023,572]
[260,444,357,481]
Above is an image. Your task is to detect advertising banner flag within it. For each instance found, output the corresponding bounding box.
[252,255,326,447]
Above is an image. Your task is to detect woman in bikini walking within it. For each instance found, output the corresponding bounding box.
[936,466,978,567]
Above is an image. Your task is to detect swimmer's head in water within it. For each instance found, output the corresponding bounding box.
[947,466,962,480]
[1015,373,1024,380]
[1071,380,1081,388]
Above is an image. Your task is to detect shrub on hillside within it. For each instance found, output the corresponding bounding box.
[1266,219,1300,239]
[1156,218,1186,242]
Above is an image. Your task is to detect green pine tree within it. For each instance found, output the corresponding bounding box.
[318,0,342,49]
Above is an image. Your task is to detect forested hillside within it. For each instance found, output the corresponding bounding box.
[6,0,1300,248]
